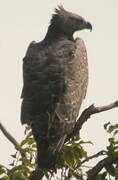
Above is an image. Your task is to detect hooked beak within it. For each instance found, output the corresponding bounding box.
[86,21,92,31]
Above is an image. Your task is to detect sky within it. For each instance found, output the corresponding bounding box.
[0,0,118,172]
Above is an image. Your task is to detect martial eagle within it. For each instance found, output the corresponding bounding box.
[21,6,92,169]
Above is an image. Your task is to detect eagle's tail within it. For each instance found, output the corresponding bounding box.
[31,117,67,169]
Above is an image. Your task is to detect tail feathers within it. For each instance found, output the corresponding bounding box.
[36,139,56,169]
[36,136,67,169]
[30,116,67,169]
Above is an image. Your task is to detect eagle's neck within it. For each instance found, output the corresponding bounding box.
[44,24,73,42]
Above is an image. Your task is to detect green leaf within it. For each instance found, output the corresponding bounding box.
[21,148,36,154]
[113,145,118,151]
[107,145,116,156]
[62,147,74,167]
[24,125,31,134]
[0,168,6,175]
[104,122,110,130]
[114,130,118,135]
[10,171,27,180]
[27,138,35,145]
[32,144,37,148]
[108,138,114,144]
[72,146,81,165]
[64,149,74,163]
[73,146,82,159]
[8,165,30,175]
[0,165,7,175]
[19,158,31,166]
[26,131,32,138]
[105,164,115,176]
[56,152,65,167]
[21,138,35,147]
[108,124,118,133]
[0,164,7,170]
[20,139,29,147]
[26,125,31,131]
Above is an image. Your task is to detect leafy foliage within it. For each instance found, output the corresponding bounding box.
[0,126,35,180]
[0,125,91,179]
[1,122,118,179]
[104,122,118,179]
[87,122,118,180]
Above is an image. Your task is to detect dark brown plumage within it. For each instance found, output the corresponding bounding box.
[21,6,92,169]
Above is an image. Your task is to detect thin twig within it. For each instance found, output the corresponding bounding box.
[81,150,107,164]
[66,101,118,141]
[0,122,21,151]
[0,122,25,157]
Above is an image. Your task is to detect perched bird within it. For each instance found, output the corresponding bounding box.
[21,6,92,169]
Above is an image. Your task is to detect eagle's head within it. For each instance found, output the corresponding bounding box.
[50,6,92,38]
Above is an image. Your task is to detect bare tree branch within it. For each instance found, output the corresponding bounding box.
[0,122,25,157]
[87,153,118,180]
[66,100,118,141]
[81,150,107,164]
